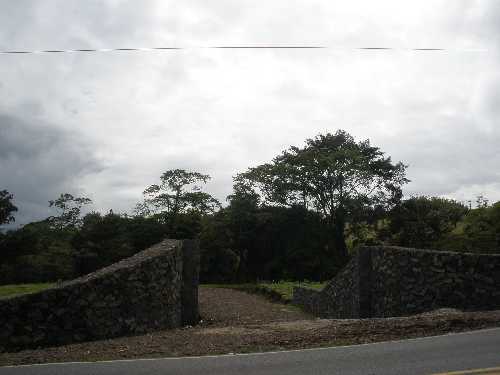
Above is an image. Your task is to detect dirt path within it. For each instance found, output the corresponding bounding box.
[1,288,500,366]
[199,287,311,326]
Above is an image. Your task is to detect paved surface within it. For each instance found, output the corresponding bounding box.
[1,328,499,375]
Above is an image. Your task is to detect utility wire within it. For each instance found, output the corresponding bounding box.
[0,45,487,55]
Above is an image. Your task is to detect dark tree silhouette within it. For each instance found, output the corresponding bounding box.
[236,130,408,266]
[0,190,18,226]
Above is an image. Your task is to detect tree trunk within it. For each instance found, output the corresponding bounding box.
[330,208,349,269]
[333,220,348,265]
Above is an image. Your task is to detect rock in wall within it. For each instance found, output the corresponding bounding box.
[293,246,500,319]
[0,239,200,351]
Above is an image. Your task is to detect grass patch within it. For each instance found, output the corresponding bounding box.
[0,283,55,299]
[261,281,324,302]
[201,281,325,303]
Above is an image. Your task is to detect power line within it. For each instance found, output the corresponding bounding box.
[0,47,182,54]
[0,45,488,55]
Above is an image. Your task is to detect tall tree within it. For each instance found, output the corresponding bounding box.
[48,193,92,229]
[0,190,18,226]
[236,130,408,266]
[136,169,221,223]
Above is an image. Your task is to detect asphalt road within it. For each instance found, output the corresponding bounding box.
[1,328,499,375]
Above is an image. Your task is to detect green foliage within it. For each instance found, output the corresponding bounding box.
[72,211,134,275]
[0,212,172,283]
[0,283,54,299]
[0,220,75,283]
[257,281,325,302]
[2,136,499,288]
[71,211,174,276]
[200,204,338,283]
[238,131,407,211]
[385,196,468,249]
[200,247,241,283]
[48,193,92,229]
[384,197,500,255]
[0,190,17,226]
[345,221,383,250]
[135,169,221,242]
[199,185,260,283]
[446,201,500,254]
[136,169,221,218]
[236,131,408,266]
[0,205,203,284]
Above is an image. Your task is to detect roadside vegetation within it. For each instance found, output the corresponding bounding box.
[1,131,499,287]
[0,283,54,299]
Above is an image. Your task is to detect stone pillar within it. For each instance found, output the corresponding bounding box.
[181,239,200,325]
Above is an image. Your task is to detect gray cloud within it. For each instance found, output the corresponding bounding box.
[0,113,104,226]
[1,0,500,225]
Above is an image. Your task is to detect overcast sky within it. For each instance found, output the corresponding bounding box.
[1,0,500,226]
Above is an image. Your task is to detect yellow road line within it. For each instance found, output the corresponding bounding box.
[433,367,500,375]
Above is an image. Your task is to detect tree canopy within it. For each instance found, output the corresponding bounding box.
[136,169,221,219]
[48,193,92,229]
[2,133,500,286]
[0,190,18,226]
[385,196,469,248]
[236,130,408,264]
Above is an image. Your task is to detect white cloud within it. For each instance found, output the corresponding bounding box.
[1,0,500,225]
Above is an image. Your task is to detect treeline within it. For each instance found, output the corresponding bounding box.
[1,131,499,285]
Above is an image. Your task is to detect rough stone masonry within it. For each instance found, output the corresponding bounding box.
[293,246,500,318]
[0,239,200,351]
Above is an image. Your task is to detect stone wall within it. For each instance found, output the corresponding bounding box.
[313,251,362,318]
[369,246,500,317]
[293,246,500,318]
[289,287,321,315]
[0,239,200,351]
